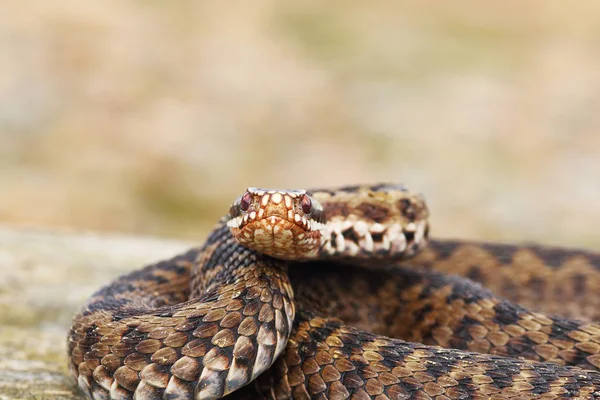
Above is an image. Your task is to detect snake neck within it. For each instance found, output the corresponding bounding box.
[191,222,291,296]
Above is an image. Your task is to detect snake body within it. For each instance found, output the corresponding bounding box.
[68,184,600,399]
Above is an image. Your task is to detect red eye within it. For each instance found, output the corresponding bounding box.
[241,192,252,211]
[300,194,312,214]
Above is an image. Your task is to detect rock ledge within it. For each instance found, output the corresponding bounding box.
[0,226,194,399]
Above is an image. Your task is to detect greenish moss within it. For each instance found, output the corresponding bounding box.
[0,304,68,329]
[431,18,529,70]
[272,5,356,62]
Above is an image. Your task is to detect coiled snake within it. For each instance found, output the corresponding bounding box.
[68,184,600,399]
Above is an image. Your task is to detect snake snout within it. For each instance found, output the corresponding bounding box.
[227,188,326,259]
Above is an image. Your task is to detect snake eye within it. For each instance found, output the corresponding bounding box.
[300,194,312,214]
[240,192,252,211]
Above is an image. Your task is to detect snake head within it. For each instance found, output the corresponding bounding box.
[227,188,326,259]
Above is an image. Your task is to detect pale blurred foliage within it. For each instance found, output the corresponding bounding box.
[1,1,600,246]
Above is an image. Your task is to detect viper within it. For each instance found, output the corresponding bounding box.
[68,184,600,399]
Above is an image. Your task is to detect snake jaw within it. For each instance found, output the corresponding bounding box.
[228,188,326,259]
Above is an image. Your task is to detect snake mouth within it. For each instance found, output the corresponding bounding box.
[227,211,323,233]
[236,215,309,237]
[230,216,322,259]
[227,188,326,258]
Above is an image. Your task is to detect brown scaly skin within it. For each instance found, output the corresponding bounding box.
[288,264,600,370]
[68,224,296,400]
[254,317,600,400]
[70,247,600,400]
[68,184,600,399]
[411,240,600,321]
[241,263,600,399]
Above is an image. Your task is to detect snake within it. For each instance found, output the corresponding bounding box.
[68,184,600,399]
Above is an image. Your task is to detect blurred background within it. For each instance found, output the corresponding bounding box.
[1,1,600,247]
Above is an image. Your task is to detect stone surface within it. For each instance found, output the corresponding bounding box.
[0,226,193,399]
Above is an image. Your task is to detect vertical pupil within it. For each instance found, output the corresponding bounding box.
[301,195,312,214]
[241,193,252,211]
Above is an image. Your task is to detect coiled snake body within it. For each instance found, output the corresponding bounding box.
[68,184,600,399]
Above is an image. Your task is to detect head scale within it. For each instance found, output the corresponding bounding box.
[227,188,325,259]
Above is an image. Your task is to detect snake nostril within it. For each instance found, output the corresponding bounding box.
[300,194,312,214]
[241,192,252,211]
